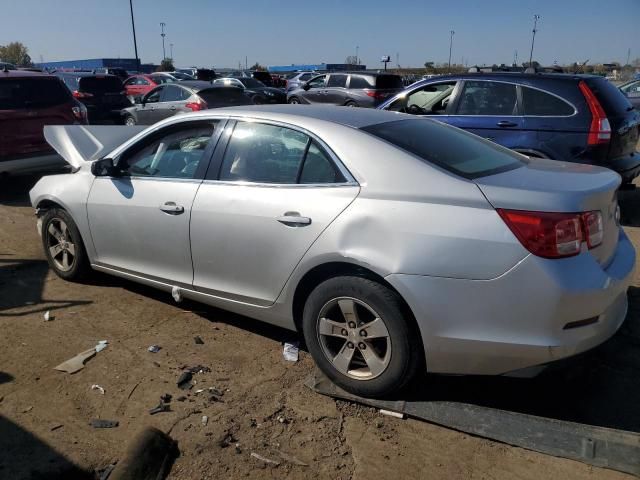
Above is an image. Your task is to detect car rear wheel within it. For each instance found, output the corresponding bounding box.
[124,115,136,126]
[41,208,90,282]
[288,97,300,104]
[302,276,421,398]
[345,101,358,107]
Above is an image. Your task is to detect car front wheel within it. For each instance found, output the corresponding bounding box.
[124,115,136,126]
[41,208,90,281]
[288,97,300,104]
[302,276,421,398]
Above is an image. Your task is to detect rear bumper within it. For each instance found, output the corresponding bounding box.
[0,153,66,175]
[386,229,635,376]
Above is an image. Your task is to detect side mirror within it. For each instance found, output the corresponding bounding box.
[302,83,311,91]
[91,158,120,177]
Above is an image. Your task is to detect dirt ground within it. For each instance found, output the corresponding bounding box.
[1,174,639,480]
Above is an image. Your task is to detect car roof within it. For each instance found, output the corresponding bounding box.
[177,81,240,91]
[0,70,54,78]
[188,104,409,128]
[413,72,599,84]
[56,72,119,78]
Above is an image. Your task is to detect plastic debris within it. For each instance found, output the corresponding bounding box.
[22,406,33,413]
[171,286,182,303]
[160,393,172,403]
[43,311,52,321]
[201,415,208,426]
[379,409,405,419]
[277,451,309,466]
[148,345,161,353]
[149,400,171,415]
[54,348,97,374]
[283,342,299,362]
[194,336,204,345]
[90,419,119,428]
[91,384,105,395]
[218,431,237,448]
[95,340,108,353]
[177,371,193,390]
[251,452,281,466]
[50,424,63,431]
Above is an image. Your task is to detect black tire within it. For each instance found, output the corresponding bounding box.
[302,276,421,398]
[345,101,358,107]
[41,208,91,282]
[124,115,136,126]
[288,97,300,104]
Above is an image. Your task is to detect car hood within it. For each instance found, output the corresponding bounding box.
[44,125,146,171]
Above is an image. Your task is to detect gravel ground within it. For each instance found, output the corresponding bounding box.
[0,173,638,480]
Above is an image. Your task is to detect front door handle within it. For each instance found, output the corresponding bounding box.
[160,202,184,214]
[277,212,312,227]
[496,120,517,127]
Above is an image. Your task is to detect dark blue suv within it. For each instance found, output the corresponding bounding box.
[378,73,640,182]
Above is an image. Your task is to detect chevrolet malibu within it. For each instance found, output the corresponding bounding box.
[29,105,635,398]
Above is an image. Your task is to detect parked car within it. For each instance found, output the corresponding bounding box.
[379,72,640,183]
[0,70,87,175]
[619,79,640,110]
[214,77,286,104]
[0,62,17,71]
[287,72,404,108]
[93,68,129,81]
[55,72,130,124]
[31,106,634,397]
[121,81,253,125]
[271,74,287,88]
[166,71,195,81]
[285,72,318,92]
[176,68,217,81]
[123,74,177,101]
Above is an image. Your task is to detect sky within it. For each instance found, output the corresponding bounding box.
[1,0,638,68]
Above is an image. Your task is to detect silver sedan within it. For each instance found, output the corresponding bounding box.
[30,105,635,398]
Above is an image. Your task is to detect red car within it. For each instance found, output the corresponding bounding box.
[123,74,175,100]
[0,70,87,175]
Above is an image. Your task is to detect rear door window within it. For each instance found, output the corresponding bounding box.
[362,119,523,179]
[375,75,403,89]
[456,81,518,115]
[522,86,574,116]
[300,141,345,184]
[160,85,183,102]
[349,75,373,89]
[79,76,123,94]
[0,78,70,109]
[327,74,347,88]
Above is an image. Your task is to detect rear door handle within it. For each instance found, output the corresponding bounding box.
[277,212,312,227]
[160,202,184,214]
[496,120,518,127]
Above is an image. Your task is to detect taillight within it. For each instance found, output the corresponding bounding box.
[498,209,604,259]
[364,89,387,99]
[578,80,611,145]
[185,100,207,112]
[72,90,94,99]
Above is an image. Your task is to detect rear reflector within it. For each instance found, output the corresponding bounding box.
[578,80,611,145]
[498,209,604,259]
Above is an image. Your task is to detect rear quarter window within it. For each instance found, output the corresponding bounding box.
[361,119,524,179]
[522,86,575,116]
[349,75,374,89]
[0,77,71,109]
[375,75,403,89]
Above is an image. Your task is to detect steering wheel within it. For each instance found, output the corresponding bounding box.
[406,104,428,115]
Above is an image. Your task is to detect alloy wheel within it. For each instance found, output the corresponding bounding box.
[316,297,391,380]
[46,218,76,272]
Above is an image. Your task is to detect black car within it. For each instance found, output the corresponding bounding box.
[214,77,286,104]
[287,72,404,108]
[93,67,129,81]
[55,72,131,124]
[121,81,254,126]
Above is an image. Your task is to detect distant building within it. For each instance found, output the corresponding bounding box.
[268,63,366,73]
[34,58,157,73]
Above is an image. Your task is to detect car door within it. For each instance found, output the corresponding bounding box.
[383,80,460,120]
[190,120,359,305]
[135,87,164,125]
[302,75,327,104]
[446,80,524,147]
[86,119,223,285]
[325,74,348,105]
[155,85,185,121]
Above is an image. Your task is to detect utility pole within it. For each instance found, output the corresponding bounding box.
[170,43,174,60]
[627,48,631,66]
[160,22,166,61]
[528,14,541,67]
[356,46,359,65]
[129,0,140,71]
[448,30,455,72]
[245,56,248,70]
[513,50,518,66]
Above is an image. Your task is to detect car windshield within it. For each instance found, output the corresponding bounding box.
[239,78,265,88]
[362,119,524,179]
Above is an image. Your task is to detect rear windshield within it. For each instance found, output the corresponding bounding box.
[240,78,265,88]
[197,88,254,107]
[586,77,633,117]
[0,77,71,109]
[375,75,403,89]
[252,72,271,81]
[79,76,123,94]
[361,119,524,179]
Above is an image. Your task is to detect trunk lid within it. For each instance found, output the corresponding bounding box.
[474,158,621,266]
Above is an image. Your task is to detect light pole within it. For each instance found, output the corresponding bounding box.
[356,46,359,65]
[448,30,455,72]
[129,0,140,71]
[160,22,167,61]
[528,14,541,67]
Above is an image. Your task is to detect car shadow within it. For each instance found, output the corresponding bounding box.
[398,285,640,434]
[0,371,91,479]
[618,186,640,226]
[0,257,92,316]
